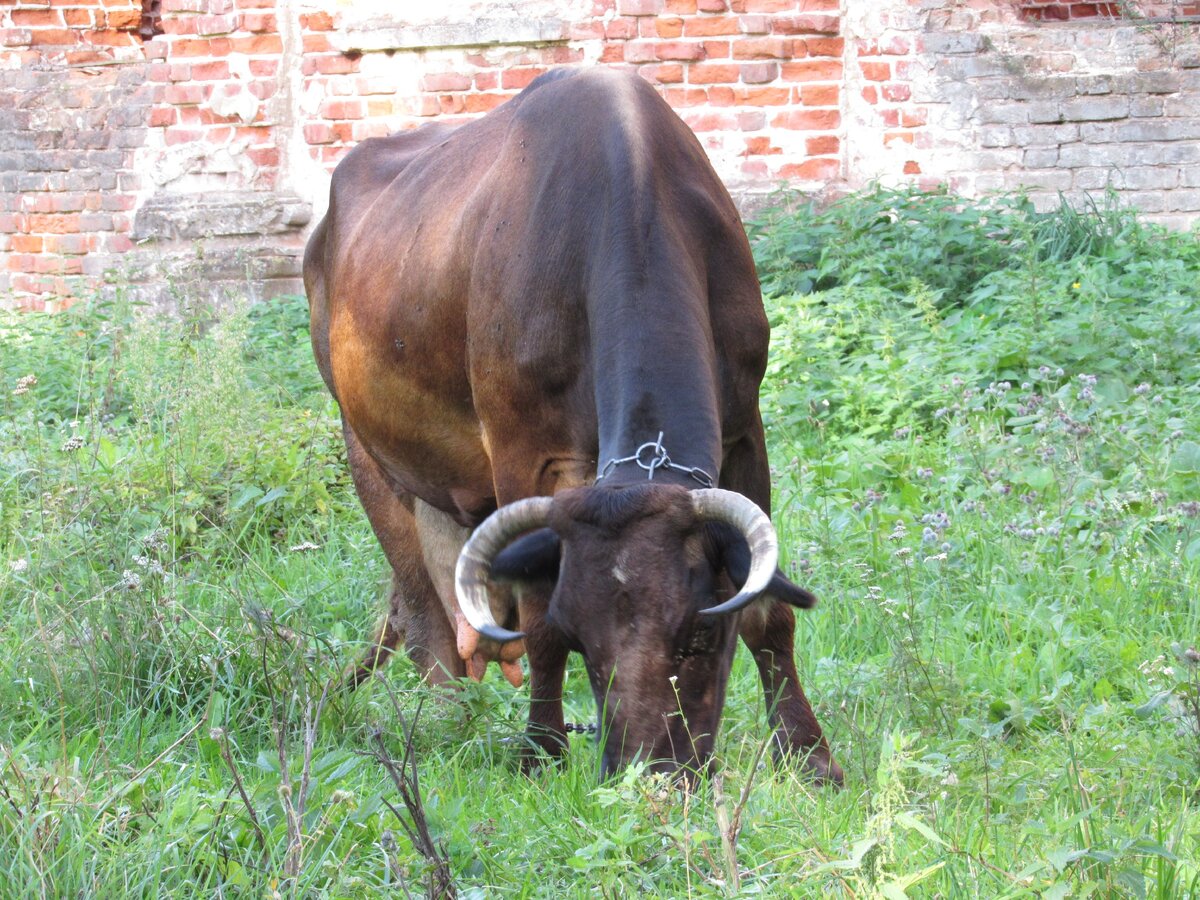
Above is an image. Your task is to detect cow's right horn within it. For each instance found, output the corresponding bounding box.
[455,497,554,643]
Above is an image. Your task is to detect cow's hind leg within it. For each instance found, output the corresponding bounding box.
[721,430,842,785]
[739,601,843,785]
[343,422,463,686]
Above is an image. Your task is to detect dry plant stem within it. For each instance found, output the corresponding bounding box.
[96,718,203,812]
[214,732,268,856]
[712,774,741,894]
[371,687,457,900]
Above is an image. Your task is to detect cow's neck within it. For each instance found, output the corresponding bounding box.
[589,293,722,489]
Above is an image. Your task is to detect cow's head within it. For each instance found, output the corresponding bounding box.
[454,483,815,779]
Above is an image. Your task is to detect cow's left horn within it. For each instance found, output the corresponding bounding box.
[691,489,779,617]
[455,497,554,643]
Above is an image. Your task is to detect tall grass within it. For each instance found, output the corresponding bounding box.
[1,188,1199,896]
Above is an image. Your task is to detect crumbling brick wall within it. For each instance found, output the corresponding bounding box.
[2,0,1199,309]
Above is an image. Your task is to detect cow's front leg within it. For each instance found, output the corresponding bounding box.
[518,591,569,768]
[740,600,843,786]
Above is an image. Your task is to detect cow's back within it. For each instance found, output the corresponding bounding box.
[307,68,767,524]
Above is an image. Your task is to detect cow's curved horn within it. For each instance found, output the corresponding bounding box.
[454,497,553,643]
[691,489,780,617]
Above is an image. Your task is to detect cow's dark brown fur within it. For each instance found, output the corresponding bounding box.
[304,67,840,783]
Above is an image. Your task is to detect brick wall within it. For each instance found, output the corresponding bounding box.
[2,0,1199,309]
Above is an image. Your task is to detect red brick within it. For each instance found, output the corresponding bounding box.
[804,37,844,57]
[684,16,739,36]
[738,85,789,104]
[684,111,738,131]
[861,85,877,104]
[617,0,662,13]
[885,130,915,145]
[780,60,842,81]
[164,84,208,104]
[320,99,363,119]
[27,214,81,234]
[903,160,921,174]
[315,52,357,74]
[191,60,229,80]
[195,14,238,35]
[11,235,43,253]
[105,9,141,30]
[741,61,778,83]
[302,33,332,52]
[501,67,548,89]
[800,83,838,105]
[231,34,282,54]
[605,17,638,39]
[12,9,62,26]
[569,21,605,40]
[83,29,135,47]
[249,58,278,76]
[65,49,112,64]
[771,108,840,130]
[640,63,684,83]
[464,92,511,113]
[625,40,658,62]
[169,38,214,56]
[421,72,472,92]
[30,29,78,45]
[474,71,499,90]
[241,12,276,32]
[62,9,95,26]
[732,37,793,59]
[738,110,765,129]
[661,87,709,106]
[881,83,911,102]
[1,29,35,48]
[148,106,176,126]
[777,157,839,180]
[737,15,771,34]
[656,40,704,60]
[697,0,727,10]
[730,0,794,10]
[701,39,729,57]
[247,147,281,167]
[301,11,334,30]
[654,16,684,37]
[901,107,928,127]
[707,85,735,105]
[742,136,779,155]
[665,0,697,11]
[806,135,839,154]
[771,14,839,34]
[861,62,891,81]
[687,62,739,83]
[599,43,625,63]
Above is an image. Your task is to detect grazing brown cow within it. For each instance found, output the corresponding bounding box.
[303,67,840,784]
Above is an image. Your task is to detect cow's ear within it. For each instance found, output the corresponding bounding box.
[707,523,817,609]
[490,528,561,582]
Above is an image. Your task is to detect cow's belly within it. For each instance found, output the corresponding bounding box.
[329,319,496,525]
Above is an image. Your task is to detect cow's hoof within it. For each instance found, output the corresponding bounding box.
[515,730,567,774]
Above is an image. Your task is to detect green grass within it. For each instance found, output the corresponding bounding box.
[2,187,1200,897]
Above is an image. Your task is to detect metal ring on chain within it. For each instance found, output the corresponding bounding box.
[597,432,715,488]
[564,721,598,734]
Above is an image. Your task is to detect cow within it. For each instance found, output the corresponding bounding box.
[303,67,841,784]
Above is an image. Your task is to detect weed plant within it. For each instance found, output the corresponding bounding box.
[1,187,1198,896]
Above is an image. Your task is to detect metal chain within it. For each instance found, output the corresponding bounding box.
[564,721,598,734]
[597,431,715,488]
